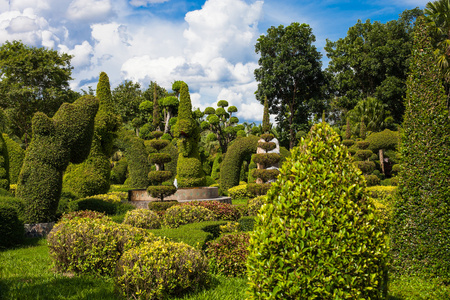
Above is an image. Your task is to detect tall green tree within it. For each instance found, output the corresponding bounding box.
[391,18,450,279]
[111,80,144,124]
[0,41,76,146]
[255,22,324,149]
[325,8,423,123]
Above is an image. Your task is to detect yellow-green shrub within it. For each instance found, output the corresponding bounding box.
[123,209,161,229]
[48,217,155,276]
[163,205,214,228]
[227,184,250,200]
[247,196,265,216]
[116,239,210,300]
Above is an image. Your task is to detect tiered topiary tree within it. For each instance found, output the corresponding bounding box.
[147,131,177,201]
[17,95,99,223]
[173,82,205,187]
[2,134,24,185]
[64,72,120,197]
[391,19,450,279]
[0,133,9,190]
[352,141,378,186]
[247,122,389,299]
[248,96,280,196]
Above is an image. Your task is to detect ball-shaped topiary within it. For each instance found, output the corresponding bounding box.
[123,208,161,229]
[0,202,24,248]
[48,217,156,276]
[163,205,215,228]
[246,122,389,299]
[116,239,210,300]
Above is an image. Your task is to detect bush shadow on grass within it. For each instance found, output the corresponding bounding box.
[0,275,120,300]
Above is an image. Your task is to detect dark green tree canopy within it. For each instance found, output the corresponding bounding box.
[255,22,324,149]
[0,40,75,146]
[325,8,423,122]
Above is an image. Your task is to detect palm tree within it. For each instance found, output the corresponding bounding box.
[348,97,394,137]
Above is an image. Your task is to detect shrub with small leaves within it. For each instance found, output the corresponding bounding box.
[247,196,265,216]
[0,202,24,249]
[247,183,271,197]
[123,208,161,229]
[116,239,210,300]
[206,233,250,277]
[227,184,250,200]
[260,133,274,142]
[182,200,240,221]
[342,139,355,147]
[252,153,281,167]
[219,221,240,234]
[365,174,381,187]
[147,201,178,212]
[163,205,215,228]
[48,217,156,276]
[60,210,108,222]
[251,169,279,183]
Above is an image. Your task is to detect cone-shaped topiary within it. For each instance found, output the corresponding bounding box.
[262,96,270,133]
[391,19,450,279]
[247,122,388,299]
[17,96,99,223]
[63,72,120,197]
[173,83,205,187]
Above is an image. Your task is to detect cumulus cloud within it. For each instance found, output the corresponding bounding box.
[59,41,93,68]
[129,0,169,7]
[67,0,113,22]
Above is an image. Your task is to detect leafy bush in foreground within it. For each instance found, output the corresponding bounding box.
[123,208,161,229]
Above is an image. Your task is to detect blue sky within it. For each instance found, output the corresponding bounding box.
[0,0,429,121]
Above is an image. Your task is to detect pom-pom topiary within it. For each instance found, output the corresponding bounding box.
[116,239,210,300]
[123,208,161,229]
[17,95,99,223]
[48,217,156,276]
[366,129,399,153]
[246,122,388,299]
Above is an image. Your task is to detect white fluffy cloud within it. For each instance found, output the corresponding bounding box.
[130,0,169,7]
[67,0,113,22]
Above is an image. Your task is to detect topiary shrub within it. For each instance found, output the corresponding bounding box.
[0,202,24,248]
[116,239,210,300]
[63,72,120,197]
[174,83,205,188]
[123,208,161,229]
[353,160,376,174]
[342,139,355,147]
[366,129,400,153]
[365,174,381,187]
[247,122,389,299]
[391,21,450,279]
[355,149,373,161]
[211,152,222,181]
[48,217,155,276]
[163,205,215,228]
[250,169,280,183]
[60,210,107,222]
[227,184,250,200]
[206,233,250,277]
[247,183,271,197]
[0,133,9,190]
[220,135,259,193]
[17,95,99,223]
[0,195,26,222]
[356,140,370,149]
[181,200,240,221]
[119,129,150,188]
[3,134,24,185]
[238,216,255,231]
[252,153,281,168]
[110,157,128,184]
[148,200,179,213]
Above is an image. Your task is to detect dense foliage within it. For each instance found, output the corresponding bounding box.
[17,95,98,223]
[123,208,161,229]
[0,202,23,248]
[391,19,450,279]
[2,134,24,184]
[0,132,9,190]
[247,122,388,299]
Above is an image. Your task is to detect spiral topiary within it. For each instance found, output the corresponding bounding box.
[246,122,388,299]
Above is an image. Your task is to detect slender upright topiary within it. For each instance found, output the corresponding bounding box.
[0,133,9,190]
[3,134,24,184]
[63,72,120,197]
[391,19,450,279]
[247,122,388,299]
[147,131,176,201]
[152,84,160,130]
[17,96,99,223]
[262,96,270,134]
[173,83,205,187]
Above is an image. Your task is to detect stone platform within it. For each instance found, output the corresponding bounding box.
[128,187,232,209]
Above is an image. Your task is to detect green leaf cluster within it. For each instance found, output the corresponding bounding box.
[247,122,389,299]
[3,134,24,184]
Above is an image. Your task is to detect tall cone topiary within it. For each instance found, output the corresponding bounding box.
[173,82,205,187]
[391,19,450,279]
[63,72,120,197]
[262,96,270,134]
[247,122,388,299]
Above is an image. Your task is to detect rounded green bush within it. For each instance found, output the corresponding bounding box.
[163,205,214,228]
[260,133,274,142]
[355,149,374,161]
[48,217,155,276]
[251,169,280,183]
[123,208,161,229]
[148,153,172,165]
[148,139,169,151]
[366,129,399,152]
[60,210,107,222]
[342,139,355,147]
[247,196,265,216]
[70,198,116,215]
[206,233,250,277]
[247,183,271,197]
[247,122,388,299]
[110,157,128,184]
[354,160,376,174]
[182,200,240,221]
[0,202,24,249]
[227,184,250,200]
[365,174,381,187]
[147,185,177,199]
[391,164,400,175]
[356,141,370,149]
[116,239,210,299]
[257,141,276,152]
[120,130,150,189]
[252,153,281,167]
[148,170,172,184]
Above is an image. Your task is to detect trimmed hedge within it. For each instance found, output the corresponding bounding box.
[3,134,23,185]
[119,129,150,188]
[251,169,279,183]
[0,133,9,190]
[391,21,450,279]
[163,205,215,228]
[17,95,99,223]
[110,157,128,184]
[123,208,161,229]
[366,129,399,153]
[0,202,24,248]
[181,200,241,221]
[228,184,250,200]
[220,135,259,193]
